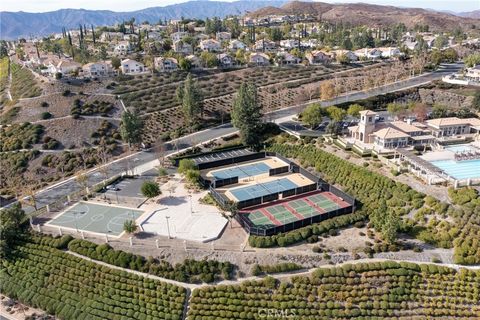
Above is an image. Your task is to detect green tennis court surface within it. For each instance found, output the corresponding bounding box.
[241,192,346,230]
[47,202,143,236]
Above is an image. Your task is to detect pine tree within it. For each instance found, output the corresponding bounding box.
[120,110,143,147]
[91,25,96,45]
[231,82,263,147]
[176,73,203,129]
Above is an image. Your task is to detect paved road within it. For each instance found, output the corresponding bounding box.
[20,63,463,214]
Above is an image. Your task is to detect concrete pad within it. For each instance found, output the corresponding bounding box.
[140,175,228,243]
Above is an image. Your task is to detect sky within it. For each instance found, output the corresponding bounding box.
[0,0,478,13]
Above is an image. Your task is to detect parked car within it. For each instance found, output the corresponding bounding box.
[106,185,120,191]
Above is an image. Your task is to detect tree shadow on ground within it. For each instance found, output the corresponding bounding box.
[158,196,187,206]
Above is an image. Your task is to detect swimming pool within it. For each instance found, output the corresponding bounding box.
[431,159,480,180]
[446,144,478,153]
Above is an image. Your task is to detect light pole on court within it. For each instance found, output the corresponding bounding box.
[165,216,171,239]
[189,194,193,216]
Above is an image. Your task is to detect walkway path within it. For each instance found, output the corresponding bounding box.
[67,250,480,291]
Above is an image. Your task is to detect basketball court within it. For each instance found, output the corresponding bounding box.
[46,202,144,237]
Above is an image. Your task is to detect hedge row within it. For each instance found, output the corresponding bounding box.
[188,261,480,320]
[1,238,186,320]
[68,239,234,283]
[249,210,368,248]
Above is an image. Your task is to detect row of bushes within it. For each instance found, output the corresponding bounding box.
[0,122,44,151]
[2,238,186,320]
[188,260,480,319]
[248,211,368,248]
[68,238,234,283]
[251,262,303,276]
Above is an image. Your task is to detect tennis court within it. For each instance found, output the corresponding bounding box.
[47,202,144,237]
[230,178,298,201]
[210,162,271,180]
[240,191,350,230]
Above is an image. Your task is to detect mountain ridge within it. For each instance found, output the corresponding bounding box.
[248,1,480,32]
[0,1,286,40]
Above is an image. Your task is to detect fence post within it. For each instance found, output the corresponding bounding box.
[129,237,133,247]
[36,224,41,232]
[105,234,109,243]
[155,239,159,248]
[67,195,71,203]
[81,231,85,239]
[183,240,187,252]
[58,227,62,236]
[46,205,50,213]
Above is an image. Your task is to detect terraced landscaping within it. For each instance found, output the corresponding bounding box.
[9,63,42,101]
[188,261,480,319]
[0,57,9,106]
[131,61,418,143]
[0,237,187,320]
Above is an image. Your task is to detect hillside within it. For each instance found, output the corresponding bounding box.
[0,0,286,40]
[248,1,480,31]
[458,10,480,19]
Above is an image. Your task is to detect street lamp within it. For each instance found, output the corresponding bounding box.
[189,194,193,216]
[165,216,171,239]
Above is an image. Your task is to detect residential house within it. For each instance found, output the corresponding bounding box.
[355,48,383,60]
[280,39,299,50]
[82,61,114,77]
[154,57,178,72]
[275,52,301,66]
[173,40,193,55]
[404,40,418,51]
[123,34,138,42]
[216,32,231,43]
[113,41,132,56]
[120,59,146,75]
[331,50,359,62]
[254,39,277,52]
[146,31,162,41]
[228,39,246,51]
[249,52,270,66]
[426,118,480,138]
[47,59,82,76]
[305,50,332,64]
[300,39,319,49]
[217,53,236,68]
[186,55,202,69]
[378,47,402,58]
[171,31,188,42]
[199,39,222,52]
[422,35,437,48]
[99,32,124,42]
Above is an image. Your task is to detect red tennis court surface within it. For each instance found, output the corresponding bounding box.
[239,190,352,231]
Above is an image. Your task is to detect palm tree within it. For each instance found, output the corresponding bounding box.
[123,220,138,234]
[224,201,239,229]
